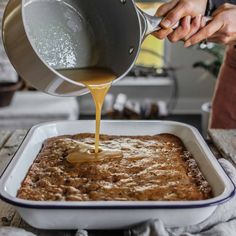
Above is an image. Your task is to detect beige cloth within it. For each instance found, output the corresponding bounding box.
[210,45,236,129]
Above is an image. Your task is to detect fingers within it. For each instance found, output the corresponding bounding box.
[208,34,231,44]
[166,15,202,43]
[167,16,191,42]
[153,15,202,42]
[155,2,236,46]
[183,15,202,41]
[159,1,192,28]
[152,28,174,40]
[156,0,179,17]
[200,16,208,28]
[184,18,223,47]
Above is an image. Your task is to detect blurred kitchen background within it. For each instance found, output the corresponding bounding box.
[0,0,224,137]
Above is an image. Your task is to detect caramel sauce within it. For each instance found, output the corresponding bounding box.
[57,68,116,163]
[66,140,123,164]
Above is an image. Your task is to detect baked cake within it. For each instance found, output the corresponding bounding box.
[17,133,213,201]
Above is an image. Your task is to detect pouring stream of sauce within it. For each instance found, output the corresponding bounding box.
[57,68,117,162]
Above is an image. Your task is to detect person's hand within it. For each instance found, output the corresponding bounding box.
[185,3,236,47]
[153,0,208,40]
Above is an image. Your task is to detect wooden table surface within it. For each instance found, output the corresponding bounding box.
[0,129,233,236]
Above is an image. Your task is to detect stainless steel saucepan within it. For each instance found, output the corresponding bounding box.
[2,0,207,96]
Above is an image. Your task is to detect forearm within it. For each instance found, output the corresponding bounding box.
[206,0,236,15]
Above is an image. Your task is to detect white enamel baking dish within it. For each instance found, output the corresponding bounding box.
[0,121,235,230]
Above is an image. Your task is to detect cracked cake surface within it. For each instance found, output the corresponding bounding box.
[17,133,212,201]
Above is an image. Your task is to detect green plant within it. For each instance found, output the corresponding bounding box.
[193,43,225,78]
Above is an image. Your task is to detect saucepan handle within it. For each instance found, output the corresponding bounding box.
[138,8,212,36]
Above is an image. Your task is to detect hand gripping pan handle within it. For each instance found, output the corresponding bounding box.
[138,9,213,36]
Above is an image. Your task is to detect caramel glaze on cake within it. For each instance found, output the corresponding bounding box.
[17,133,213,201]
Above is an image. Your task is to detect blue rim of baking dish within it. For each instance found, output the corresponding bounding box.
[0,192,235,210]
[0,121,235,210]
